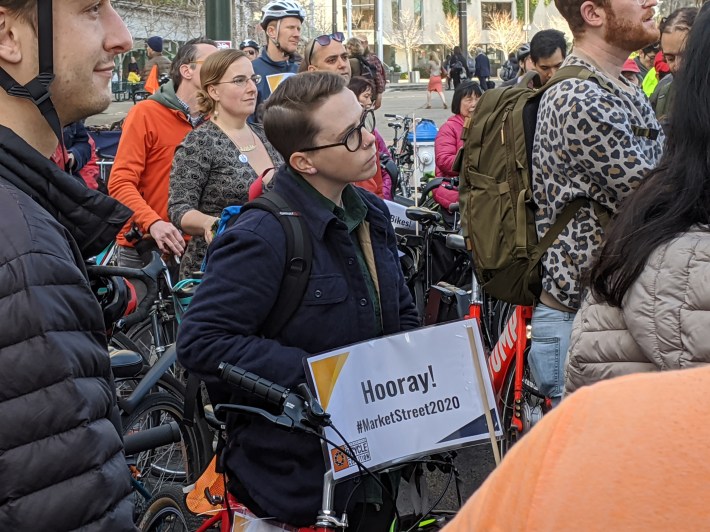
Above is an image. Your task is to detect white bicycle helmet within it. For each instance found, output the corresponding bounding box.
[260,0,306,29]
[517,43,531,62]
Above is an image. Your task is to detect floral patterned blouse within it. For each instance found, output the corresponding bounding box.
[168,120,284,278]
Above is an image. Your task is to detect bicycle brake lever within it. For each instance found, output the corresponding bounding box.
[214,404,295,430]
[295,383,330,427]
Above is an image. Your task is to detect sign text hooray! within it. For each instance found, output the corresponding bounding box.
[361,365,436,404]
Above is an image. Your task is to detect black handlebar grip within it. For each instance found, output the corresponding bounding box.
[218,362,289,407]
[123,421,181,456]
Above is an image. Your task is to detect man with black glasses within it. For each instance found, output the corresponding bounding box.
[177,72,419,530]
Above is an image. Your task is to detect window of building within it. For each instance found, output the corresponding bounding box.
[414,0,423,28]
[391,0,400,22]
[481,2,513,29]
[345,0,375,30]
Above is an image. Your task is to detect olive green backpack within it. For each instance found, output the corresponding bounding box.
[458,65,626,305]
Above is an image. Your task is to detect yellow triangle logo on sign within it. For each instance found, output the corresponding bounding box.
[310,352,350,411]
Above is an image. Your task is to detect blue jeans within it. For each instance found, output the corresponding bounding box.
[528,303,576,403]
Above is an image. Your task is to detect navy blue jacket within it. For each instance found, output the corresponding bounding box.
[474,53,491,78]
[251,49,299,122]
[177,167,419,526]
[63,121,92,173]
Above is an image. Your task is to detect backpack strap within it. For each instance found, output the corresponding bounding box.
[532,197,611,262]
[241,191,313,339]
[183,191,313,432]
[543,65,660,141]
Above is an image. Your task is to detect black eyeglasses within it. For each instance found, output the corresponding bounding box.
[299,110,376,153]
[243,49,257,56]
[308,32,345,65]
[214,74,262,87]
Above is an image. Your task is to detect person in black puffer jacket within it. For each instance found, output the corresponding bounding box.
[0,2,136,530]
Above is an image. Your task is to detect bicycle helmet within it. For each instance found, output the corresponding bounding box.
[517,43,531,62]
[0,0,62,142]
[91,275,137,331]
[260,0,306,29]
[239,39,260,51]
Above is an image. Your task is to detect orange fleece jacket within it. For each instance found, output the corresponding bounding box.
[443,365,710,531]
[109,99,193,246]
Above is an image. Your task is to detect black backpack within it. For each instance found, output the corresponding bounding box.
[356,55,376,82]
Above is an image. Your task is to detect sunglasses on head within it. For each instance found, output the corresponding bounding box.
[308,32,345,64]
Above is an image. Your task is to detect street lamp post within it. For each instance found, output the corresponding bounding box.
[333,0,339,33]
[458,0,468,60]
[206,0,233,44]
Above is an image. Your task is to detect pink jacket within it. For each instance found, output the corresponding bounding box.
[434,114,464,209]
[374,129,393,200]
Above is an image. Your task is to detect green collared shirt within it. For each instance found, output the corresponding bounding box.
[292,172,383,337]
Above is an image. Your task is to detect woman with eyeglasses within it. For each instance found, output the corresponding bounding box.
[169,49,284,278]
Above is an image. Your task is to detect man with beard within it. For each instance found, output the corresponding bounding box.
[0,0,136,529]
[527,0,664,404]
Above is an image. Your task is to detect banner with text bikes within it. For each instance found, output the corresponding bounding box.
[305,319,502,481]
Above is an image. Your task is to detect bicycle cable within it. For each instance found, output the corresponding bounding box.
[305,422,403,532]
[402,456,457,532]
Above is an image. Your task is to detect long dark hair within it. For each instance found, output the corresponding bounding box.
[589,10,710,307]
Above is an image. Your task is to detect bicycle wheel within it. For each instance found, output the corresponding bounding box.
[123,392,211,511]
[127,318,177,366]
[138,484,204,532]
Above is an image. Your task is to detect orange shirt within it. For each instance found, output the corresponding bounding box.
[444,366,710,531]
[109,100,193,246]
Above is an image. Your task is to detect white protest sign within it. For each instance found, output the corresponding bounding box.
[214,40,233,49]
[305,319,501,480]
[384,199,418,234]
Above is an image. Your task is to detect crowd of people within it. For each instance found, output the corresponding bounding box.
[2,0,710,529]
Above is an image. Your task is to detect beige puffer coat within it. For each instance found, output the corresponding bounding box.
[565,227,710,395]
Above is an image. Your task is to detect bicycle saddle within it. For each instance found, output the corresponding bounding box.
[405,206,443,225]
[109,349,144,379]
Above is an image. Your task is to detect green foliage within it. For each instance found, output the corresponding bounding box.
[442,0,457,17]
[514,0,540,21]
[442,0,473,17]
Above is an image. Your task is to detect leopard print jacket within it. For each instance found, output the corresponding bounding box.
[532,55,664,309]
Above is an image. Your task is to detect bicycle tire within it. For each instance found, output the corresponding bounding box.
[122,392,211,505]
[138,484,204,532]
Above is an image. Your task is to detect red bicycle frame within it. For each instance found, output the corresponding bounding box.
[196,493,332,532]
[466,303,534,436]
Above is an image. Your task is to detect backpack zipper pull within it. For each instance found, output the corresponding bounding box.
[500,109,510,145]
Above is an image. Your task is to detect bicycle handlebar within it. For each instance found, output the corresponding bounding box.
[218,362,289,408]
[216,362,330,432]
[86,251,163,331]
